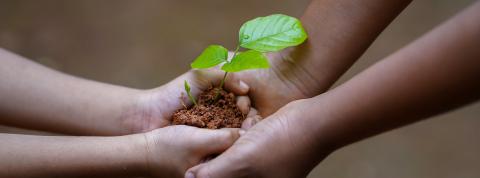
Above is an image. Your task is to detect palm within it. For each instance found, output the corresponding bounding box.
[126,70,250,133]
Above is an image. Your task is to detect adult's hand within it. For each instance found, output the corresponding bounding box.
[185,99,334,178]
[187,2,480,176]
[223,0,411,117]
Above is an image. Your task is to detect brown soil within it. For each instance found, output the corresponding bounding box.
[172,87,245,129]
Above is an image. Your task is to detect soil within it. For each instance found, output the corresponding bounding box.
[172,87,245,129]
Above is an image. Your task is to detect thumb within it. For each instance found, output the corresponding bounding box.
[192,128,242,154]
[224,74,249,96]
[185,156,240,178]
[222,51,249,95]
[190,68,249,95]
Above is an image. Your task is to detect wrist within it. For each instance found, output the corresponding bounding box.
[267,48,332,98]
[288,97,342,153]
[116,87,171,135]
[303,94,358,151]
[121,88,174,134]
[118,134,151,177]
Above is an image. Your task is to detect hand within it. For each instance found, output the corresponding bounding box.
[141,125,242,178]
[226,50,325,117]
[121,69,252,133]
[185,99,334,178]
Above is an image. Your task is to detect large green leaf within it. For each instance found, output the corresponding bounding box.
[221,50,269,72]
[239,14,307,52]
[191,45,228,69]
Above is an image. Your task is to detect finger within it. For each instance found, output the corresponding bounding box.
[241,115,262,130]
[185,163,207,178]
[186,150,242,178]
[247,108,258,117]
[236,96,251,115]
[223,51,248,95]
[224,75,249,96]
[188,69,226,91]
[193,128,241,154]
[189,67,249,95]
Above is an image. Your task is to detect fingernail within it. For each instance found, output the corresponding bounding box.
[185,172,195,178]
[239,129,246,136]
[239,80,249,91]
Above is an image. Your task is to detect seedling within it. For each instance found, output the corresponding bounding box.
[184,80,197,106]
[185,14,308,104]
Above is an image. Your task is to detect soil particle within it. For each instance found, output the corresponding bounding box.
[172,87,245,129]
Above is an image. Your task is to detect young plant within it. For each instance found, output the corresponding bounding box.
[184,14,308,104]
[184,80,197,106]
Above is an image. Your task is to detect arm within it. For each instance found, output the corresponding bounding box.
[306,0,480,149]
[232,0,413,116]
[0,133,147,177]
[187,1,480,178]
[0,49,250,135]
[0,126,240,178]
[0,49,141,135]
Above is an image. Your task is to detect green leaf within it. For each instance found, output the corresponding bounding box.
[184,80,191,93]
[184,80,197,106]
[221,50,270,72]
[191,45,228,69]
[239,14,308,52]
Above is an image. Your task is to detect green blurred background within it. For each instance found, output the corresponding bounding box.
[0,1,479,177]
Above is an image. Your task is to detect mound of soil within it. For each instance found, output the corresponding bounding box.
[172,87,245,129]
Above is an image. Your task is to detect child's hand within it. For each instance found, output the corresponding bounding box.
[122,69,253,133]
[141,125,242,178]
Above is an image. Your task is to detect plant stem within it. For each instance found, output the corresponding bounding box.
[187,91,198,106]
[214,45,240,101]
[232,45,240,57]
[218,71,228,90]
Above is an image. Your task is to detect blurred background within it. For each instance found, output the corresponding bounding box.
[0,0,479,177]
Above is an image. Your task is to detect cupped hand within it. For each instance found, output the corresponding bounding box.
[122,69,253,133]
[225,51,324,117]
[185,99,334,178]
[141,125,243,178]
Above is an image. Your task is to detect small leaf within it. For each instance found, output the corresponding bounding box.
[191,45,228,69]
[184,80,197,106]
[239,14,308,52]
[184,80,191,93]
[221,50,270,72]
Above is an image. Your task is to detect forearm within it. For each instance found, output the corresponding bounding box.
[305,1,480,149]
[0,133,147,177]
[0,49,141,135]
[274,0,412,95]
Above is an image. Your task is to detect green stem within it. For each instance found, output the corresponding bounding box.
[231,45,240,59]
[188,92,198,106]
[214,45,240,101]
[218,71,228,90]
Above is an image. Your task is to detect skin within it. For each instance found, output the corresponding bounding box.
[0,0,413,134]
[227,0,413,116]
[1,0,475,177]
[0,0,415,176]
[0,38,256,177]
[188,1,480,178]
[0,48,251,135]
[0,125,242,178]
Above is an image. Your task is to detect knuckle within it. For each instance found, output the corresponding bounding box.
[218,129,240,145]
